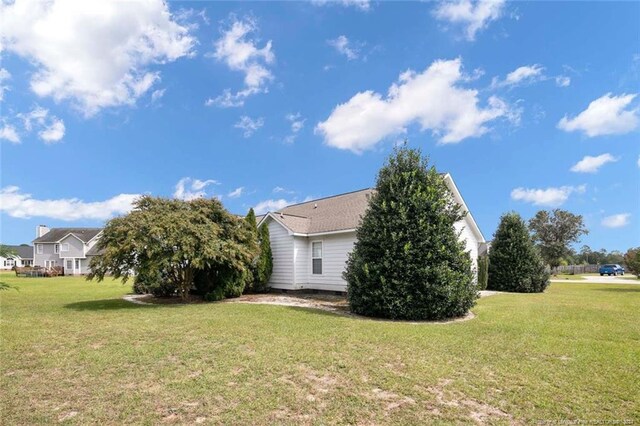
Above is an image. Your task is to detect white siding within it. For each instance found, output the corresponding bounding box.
[294,236,309,286]
[300,232,357,292]
[266,218,295,289]
[59,235,85,258]
[455,217,480,272]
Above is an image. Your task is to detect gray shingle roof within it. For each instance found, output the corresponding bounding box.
[85,244,104,256]
[33,228,102,243]
[269,189,374,234]
[3,244,33,259]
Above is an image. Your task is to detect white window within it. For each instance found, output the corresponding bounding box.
[75,259,81,270]
[61,243,69,252]
[5,259,14,267]
[45,260,57,268]
[312,241,323,275]
[54,244,59,254]
[36,244,43,254]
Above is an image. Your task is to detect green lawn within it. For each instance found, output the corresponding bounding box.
[1,273,639,424]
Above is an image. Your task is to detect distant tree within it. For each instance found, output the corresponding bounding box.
[488,212,549,293]
[344,145,476,321]
[623,247,640,278]
[255,224,273,292]
[579,245,592,264]
[477,254,489,290]
[88,196,258,300]
[529,209,588,269]
[243,208,259,293]
[0,245,17,258]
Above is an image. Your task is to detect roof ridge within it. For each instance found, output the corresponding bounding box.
[275,212,309,219]
[278,187,373,210]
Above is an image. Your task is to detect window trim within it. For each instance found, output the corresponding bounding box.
[36,244,43,254]
[60,243,70,252]
[311,240,323,275]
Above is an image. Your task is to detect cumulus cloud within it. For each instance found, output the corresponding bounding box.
[234,116,264,138]
[0,68,10,102]
[433,0,506,41]
[227,187,244,198]
[315,58,516,153]
[0,125,20,144]
[173,177,219,201]
[312,0,371,11]
[558,93,639,137]
[17,106,65,143]
[570,153,618,173]
[284,113,305,143]
[601,213,630,228]
[0,0,195,116]
[253,198,293,215]
[206,17,274,108]
[491,64,545,88]
[0,185,138,220]
[328,35,360,60]
[511,185,586,207]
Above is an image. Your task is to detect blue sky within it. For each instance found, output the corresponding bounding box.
[1,0,639,252]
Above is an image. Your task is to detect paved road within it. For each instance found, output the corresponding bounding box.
[552,274,640,285]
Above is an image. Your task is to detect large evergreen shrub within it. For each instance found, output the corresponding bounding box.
[254,224,273,292]
[487,212,550,293]
[344,145,476,321]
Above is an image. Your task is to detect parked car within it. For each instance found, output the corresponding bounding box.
[599,264,625,276]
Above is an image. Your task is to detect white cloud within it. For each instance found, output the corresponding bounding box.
[207,17,274,108]
[433,0,506,41]
[0,0,195,116]
[151,89,166,103]
[511,185,586,207]
[13,106,66,143]
[570,153,618,173]
[234,116,264,138]
[316,58,516,153]
[328,35,359,60]
[253,198,293,215]
[312,0,371,11]
[558,93,639,137]
[0,125,20,144]
[601,213,630,228]
[173,177,219,201]
[228,187,244,198]
[637,155,640,168]
[555,76,571,87]
[284,112,305,143]
[0,185,138,220]
[492,64,545,88]
[273,186,295,194]
[0,68,10,101]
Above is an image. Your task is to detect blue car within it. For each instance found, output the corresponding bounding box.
[599,264,625,276]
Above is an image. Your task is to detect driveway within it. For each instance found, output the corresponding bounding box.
[552,274,640,284]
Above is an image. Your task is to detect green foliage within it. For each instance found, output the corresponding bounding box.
[0,245,17,258]
[477,255,489,290]
[254,224,273,293]
[89,196,259,300]
[344,144,477,321]
[529,209,588,268]
[133,269,176,297]
[623,247,640,277]
[488,212,550,293]
[194,266,249,300]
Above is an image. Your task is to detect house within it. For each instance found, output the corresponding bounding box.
[257,173,487,292]
[0,244,34,270]
[32,226,103,275]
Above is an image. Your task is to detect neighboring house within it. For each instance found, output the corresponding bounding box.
[32,226,103,275]
[257,173,486,292]
[0,244,34,270]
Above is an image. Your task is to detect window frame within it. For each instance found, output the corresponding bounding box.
[61,243,70,252]
[36,244,43,254]
[311,240,323,275]
[54,244,60,254]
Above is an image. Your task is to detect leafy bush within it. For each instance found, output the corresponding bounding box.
[623,247,640,278]
[488,212,550,293]
[194,266,250,300]
[344,145,477,321]
[477,255,489,290]
[133,269,177,297]
[254,224,273,293]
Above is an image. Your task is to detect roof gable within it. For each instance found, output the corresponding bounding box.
[33,228,102,243]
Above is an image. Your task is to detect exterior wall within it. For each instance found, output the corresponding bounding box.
[266,219,295,289]
[58,235,85,259]
[454,216,480,272]
[293,236,309,286]
[34,243,61,267]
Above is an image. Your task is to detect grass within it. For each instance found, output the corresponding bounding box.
[1,273,639,424]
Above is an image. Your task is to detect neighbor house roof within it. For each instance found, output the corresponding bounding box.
[257,174,485,242]
[85,244,104,256]
[33,228,103,244]
[3,244,33,259]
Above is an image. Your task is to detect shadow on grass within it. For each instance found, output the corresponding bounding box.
[595,287,640,293]
[65,298,161,311]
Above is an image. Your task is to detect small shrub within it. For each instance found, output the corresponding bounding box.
[133,269,177,297]
[488,212,549,293]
